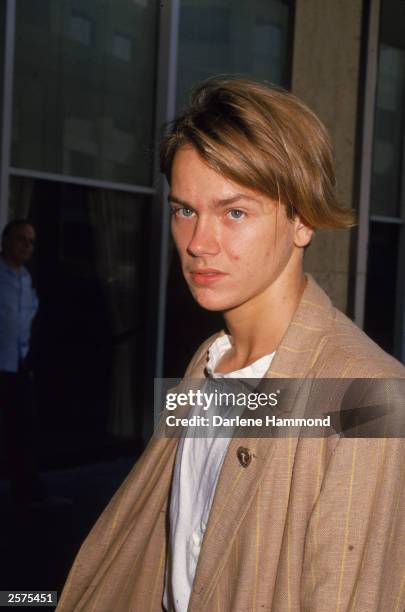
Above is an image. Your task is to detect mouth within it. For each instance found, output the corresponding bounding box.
[189,268,228,286]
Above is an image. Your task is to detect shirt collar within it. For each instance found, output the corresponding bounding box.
[205,334,275,379]
[0,256,28,277]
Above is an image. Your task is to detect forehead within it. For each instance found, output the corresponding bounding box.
[9,224,35,239]
[171,146,257,199]
[170,147,284,217]
[172,146,224,181]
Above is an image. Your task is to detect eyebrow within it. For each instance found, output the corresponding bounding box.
[168,193,261,208]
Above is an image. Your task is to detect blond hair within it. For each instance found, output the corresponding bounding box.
[160,77,355,229]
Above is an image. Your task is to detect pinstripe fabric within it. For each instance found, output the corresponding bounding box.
[57,276,405,611]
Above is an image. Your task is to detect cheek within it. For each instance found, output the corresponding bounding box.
[227,225,267,262]
[264,225,295,259]
[171,225,187,254]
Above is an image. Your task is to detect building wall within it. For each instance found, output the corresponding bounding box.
[291,0,363,311]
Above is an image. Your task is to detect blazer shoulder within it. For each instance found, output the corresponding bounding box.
[317,307,405,378]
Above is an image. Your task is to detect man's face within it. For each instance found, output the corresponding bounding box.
[170,146,309,313]
[4,224,36,266]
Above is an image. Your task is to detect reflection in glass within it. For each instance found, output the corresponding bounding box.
[176,0,293,110]
[12,0,158,185]
[9,176,149,451]
[69,13,93,46]
[113,34,133,62]
[371,45,405,217]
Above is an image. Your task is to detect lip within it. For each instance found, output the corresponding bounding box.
[189,268,228,286]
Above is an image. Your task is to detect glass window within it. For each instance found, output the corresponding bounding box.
[9,175,150,445]
[364,221,400,353]
[370,44,405,217]
[69,13,93,46]
[21,0,51,28]
[0,2,5,167]
[364,0,405,362]
[113,33,133,62]
[12,0,158,185]
[176,0,294,110]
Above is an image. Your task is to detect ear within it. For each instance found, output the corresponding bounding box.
[293,215,314,248]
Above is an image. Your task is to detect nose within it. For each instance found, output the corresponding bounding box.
[187,215,220,257]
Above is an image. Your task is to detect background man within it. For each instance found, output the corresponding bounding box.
[0,219,41,504]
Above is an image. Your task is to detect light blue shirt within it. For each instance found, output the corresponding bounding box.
[0,257,38,372]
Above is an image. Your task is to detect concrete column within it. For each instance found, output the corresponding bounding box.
[291,0,363,312]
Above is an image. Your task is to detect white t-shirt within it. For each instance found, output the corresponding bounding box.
[164,335,275,611]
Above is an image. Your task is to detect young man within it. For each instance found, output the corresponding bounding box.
[58,79,405,611]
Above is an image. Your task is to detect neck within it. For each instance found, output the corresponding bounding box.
[1,253,23,273]
[223,265,306,365]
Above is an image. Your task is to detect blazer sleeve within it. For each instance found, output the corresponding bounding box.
[300,434,405,611]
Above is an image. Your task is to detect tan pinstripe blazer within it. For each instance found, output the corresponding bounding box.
[57,276,405,612]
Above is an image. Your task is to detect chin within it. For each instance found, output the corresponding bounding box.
[190,289,238,312]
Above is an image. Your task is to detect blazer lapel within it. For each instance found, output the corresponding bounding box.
[188,275,335,609]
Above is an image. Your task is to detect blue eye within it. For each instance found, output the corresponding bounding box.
[172,207,195,218]
[181,207,194,217]
[228,209,245,220]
